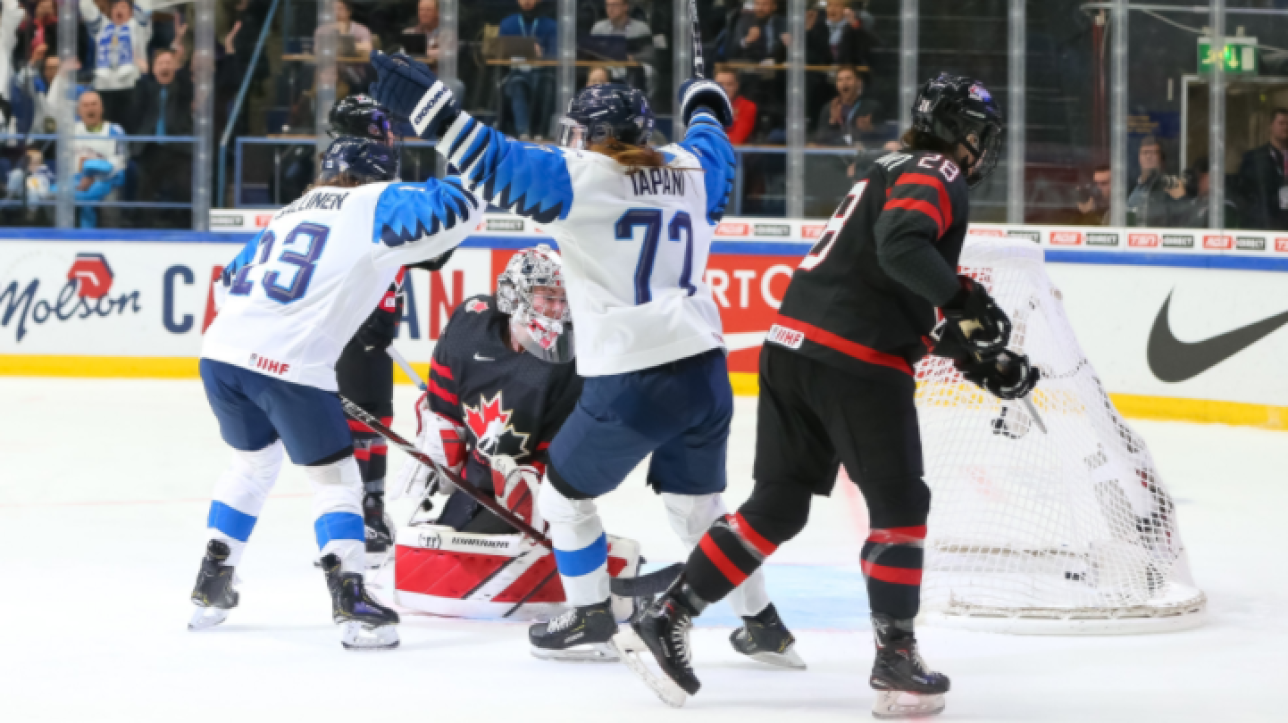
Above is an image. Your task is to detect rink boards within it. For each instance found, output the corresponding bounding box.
[3,218,1288,429]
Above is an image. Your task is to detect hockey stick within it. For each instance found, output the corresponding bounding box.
[689,0,705,78]
[340,395,553,548]
[387,346,427,392]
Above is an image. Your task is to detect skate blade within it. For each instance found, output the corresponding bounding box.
[871,691,946,719]
[747,646,807,670]
[530,641,619,663]
[611,628,688,709]
[340,621,400,651]
[188,606,231,631]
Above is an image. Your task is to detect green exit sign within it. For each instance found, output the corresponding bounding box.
[1199,37,1258,75]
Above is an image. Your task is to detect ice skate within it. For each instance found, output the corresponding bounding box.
[189,540,239,631]
[615,580,705,708]
[363,493,395,570]
[529,599,619,662]
[869,614,949,719]
[321,553,400,650]
[730,603,806,669]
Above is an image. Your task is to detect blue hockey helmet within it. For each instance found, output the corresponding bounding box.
[317,136,400,184]
[911,74,1005,187]
[557,83,654,150]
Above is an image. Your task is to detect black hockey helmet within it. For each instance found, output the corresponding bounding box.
[557,83,654,149]
[329,94,397,147]
[317,136,400,184]
[911,74,1005,188]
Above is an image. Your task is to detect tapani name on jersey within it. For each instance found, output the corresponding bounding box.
[627,167,687,198]
[278,191,352,217]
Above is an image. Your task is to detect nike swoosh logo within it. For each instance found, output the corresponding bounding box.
[1146,290,1288,382]
[474,353,495,361]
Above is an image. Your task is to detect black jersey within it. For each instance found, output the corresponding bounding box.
[427,294,583,487]
[769,149,971,376]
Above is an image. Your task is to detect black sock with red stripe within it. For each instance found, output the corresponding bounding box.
[861,525,925,620]
[685,513,782,607]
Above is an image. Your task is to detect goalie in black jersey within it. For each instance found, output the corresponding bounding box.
[617,75,1039,716]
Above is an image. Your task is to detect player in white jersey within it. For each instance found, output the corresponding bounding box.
[188,133,481,651]
[369,53,802,665]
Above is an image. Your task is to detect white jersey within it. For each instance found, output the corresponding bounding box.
[203,178,480,391]
[437,110,736,377]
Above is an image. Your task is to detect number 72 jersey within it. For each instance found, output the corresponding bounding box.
[202,178,480,392]
[771,149,972,377]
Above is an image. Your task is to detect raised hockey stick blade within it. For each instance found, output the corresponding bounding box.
[339,396,552,549]
[689,0,705,78]
[610,562,683,597]
[387,346,428,392]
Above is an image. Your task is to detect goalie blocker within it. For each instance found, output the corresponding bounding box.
[394,525,642,622]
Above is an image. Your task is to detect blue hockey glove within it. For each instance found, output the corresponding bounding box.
[370,51,460,140]
[678,78,734,127]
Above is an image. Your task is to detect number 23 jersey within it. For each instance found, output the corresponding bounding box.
[771,150,971,377]
[203,178,480,392]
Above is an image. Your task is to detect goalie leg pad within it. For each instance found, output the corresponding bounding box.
[538,480,609,606]
[207,441,285,567]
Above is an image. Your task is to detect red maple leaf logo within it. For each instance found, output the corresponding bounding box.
[462,392,529,460]
[466,299,489,313]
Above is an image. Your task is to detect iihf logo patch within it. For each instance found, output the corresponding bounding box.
[466,300,489,313]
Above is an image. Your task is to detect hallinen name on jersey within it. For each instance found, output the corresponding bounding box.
[203,177,480,391]
[434,109,737,377]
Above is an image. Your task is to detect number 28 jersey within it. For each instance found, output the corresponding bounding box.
[203,178,480,392]
[770,150,972,376]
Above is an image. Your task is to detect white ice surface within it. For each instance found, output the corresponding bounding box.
[1,378,1283,721]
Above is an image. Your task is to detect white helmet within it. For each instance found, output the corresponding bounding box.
[496,245,574,363]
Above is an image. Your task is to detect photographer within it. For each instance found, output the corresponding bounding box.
[1074,164,1112,225]
[1127,136,1185,227]
[1177,156,1240,229]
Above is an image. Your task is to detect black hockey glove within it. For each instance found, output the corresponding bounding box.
[931,276,1012,362]
[355,307,398,352]
[406,248,455,272]
[957,349,1040,401]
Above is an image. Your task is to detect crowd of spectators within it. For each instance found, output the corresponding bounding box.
[1069,111,1288,231]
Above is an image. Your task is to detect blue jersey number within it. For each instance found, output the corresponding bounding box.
[227,223,330,304]
[615,208,696,305]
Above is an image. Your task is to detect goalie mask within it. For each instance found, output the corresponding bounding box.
[496,245,574,363]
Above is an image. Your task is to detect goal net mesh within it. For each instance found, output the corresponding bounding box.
[913,237,1205,633]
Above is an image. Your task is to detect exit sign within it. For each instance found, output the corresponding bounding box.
[1199,37,1258,75]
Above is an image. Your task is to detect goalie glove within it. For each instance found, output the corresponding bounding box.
[931,276,1012,363]
[489,455,542,530]
[392,391,465,500]
[957,349,1040,401]
[370,51,460,140]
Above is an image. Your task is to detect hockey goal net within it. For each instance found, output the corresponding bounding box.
[913,236,1206,634]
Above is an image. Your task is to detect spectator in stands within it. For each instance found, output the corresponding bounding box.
[500,0,558,140]
[315,0,373,57]
[68,90,124,227]
[403,0,440,62]
[134,47,191,225]
[1127,135,1185,227]
[1236,107,1288,231]
[716,66,756,145]
[724,0,789,64]
[1074,164,1112,225]
[590,0,654,95]
[14,0,57,65]
[1179,156,1240,229]
[805,0,870,67]
[812,65,881,147]
[80,0,152,126]
[0,0,23,101]
[585,65,609,87]
[9,55,82,135]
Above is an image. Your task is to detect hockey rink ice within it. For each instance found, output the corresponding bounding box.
[2,377,1281,722]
